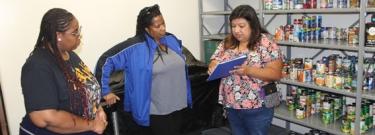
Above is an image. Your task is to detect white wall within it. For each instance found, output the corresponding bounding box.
[0,0,199,134]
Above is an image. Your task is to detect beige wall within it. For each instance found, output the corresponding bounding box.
[0,0,199,134]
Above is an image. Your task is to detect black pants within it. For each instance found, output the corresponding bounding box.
[150,108,186,135]
[20,115,97,135]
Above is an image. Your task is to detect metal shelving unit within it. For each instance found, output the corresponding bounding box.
[277,40,359,52]
[199,0,375,134]
[202,34,226,40]
[263,8,360,14]
[274,103,343,135]
[280,79,357,98]
[202,11,231,15]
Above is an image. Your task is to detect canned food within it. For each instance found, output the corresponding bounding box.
[317,15,322,27]
[304,70,312,82]
[325,74,334,88]
[369,0,375,8]
[351,122,355,134]
[289,67,298,80]
[348,27,359,44]
[341,119,350,133]
[320,0,328,8]
[315,27,321,39]
[295,0,304,9]
[283,0,290,10]
[327,0,334,8]
[337,0,348,8]
[321,27,329,39]
[328,58,336,75]
[282,63,289,78]
[264,0,273,10]
[297,69,305,82]
[328,27,337,39]
[274,26,284,41]
[296,107,305,119]
[366,116,373,130]
[334,75,343,89]
[349,0,360,8]
[322,112,333,124]
[316,61,326,74]
[310,0,317,8]
[315,74,325,86]
[300,95,307,106]
[304,58,313,70]
[360,120,367,133]
[322,100,331,112]
[333,109,341,120]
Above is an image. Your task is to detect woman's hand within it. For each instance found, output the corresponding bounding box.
[208,60,219,75]
[230,65,251,76]
[97,106,107,122]
[103,93,120,105]
[91,108,108,134]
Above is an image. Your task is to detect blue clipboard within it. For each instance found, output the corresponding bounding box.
[207,55,247,81]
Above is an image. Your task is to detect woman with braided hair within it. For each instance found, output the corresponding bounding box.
[20,8,107,134]
[96,4,191,135]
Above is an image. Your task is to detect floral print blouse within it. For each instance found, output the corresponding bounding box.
[210,34,283,109]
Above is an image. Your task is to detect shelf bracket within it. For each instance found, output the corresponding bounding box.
[202,25,212,35]
[265,14,278,28]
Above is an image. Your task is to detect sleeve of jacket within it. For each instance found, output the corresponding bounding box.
[101,51,127,97]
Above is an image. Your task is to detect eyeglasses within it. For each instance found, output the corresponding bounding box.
[70,26,82,38]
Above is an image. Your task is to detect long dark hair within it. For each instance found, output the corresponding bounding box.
[224,5,268,50]
[33,8,89,118]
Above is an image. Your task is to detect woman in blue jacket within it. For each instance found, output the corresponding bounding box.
[97,4,191,135]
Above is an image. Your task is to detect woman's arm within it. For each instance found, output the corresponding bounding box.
[29,108,107,134]
[231,59,283,82]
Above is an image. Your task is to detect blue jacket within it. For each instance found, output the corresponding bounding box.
[100,33,192,126]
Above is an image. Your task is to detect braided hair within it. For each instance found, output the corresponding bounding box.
[136,4,167,63]
[33,8,89,118]
[135,4,162,36]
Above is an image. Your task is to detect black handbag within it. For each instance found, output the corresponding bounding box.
[261,82,281,108]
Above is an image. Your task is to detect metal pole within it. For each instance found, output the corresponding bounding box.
[354,0,367,134]
[112,111,119,135]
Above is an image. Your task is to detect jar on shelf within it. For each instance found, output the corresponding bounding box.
[337,0,348,8]
[264,0,273,10]
[349,0,360,8]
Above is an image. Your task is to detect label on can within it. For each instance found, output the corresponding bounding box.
[264,0,273,10]
[296,107,305,119]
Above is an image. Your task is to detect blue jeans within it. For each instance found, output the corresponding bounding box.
[227,107,274,135]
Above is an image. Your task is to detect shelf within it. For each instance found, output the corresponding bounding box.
[202,35,360,52]
[202,9,260,15]
[202,11,231,15]
[364,46,375,52]
[263,8,360,14]
[274,103,343,135]
[364,128,375,135]
[361,90,375,101]
[279,79,357,98]
[367,8,375,13]
[202,34,226,40]
[277,40,359,52]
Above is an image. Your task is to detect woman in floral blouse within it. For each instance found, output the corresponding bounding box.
[208,5,283,135]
